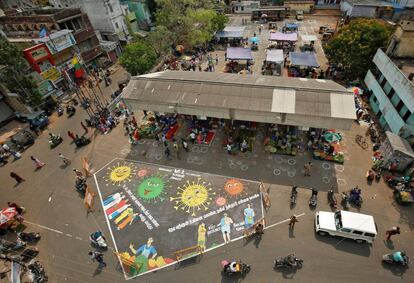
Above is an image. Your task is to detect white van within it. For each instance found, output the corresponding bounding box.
[315,210,377,243]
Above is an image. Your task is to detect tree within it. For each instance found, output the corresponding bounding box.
[119,41,157,75]
[146,25,174,56]
[0,36,42,106]
[325,19,393,80]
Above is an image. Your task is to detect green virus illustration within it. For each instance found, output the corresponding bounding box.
[136,174,171,203]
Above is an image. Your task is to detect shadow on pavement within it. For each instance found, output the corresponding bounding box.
[314,234,371,257]
[381,261,409,278]
[392,201,414,231]
[220,272,248,283]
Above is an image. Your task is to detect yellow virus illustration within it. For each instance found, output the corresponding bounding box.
[104,162,137,186]
[170,178,215,216]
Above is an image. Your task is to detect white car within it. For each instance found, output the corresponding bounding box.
[315,210,377,243]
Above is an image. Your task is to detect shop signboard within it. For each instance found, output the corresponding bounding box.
[30,45,49,61]
[40,66,61,82]
[23,44,55,74]
[51,32,76,53]
[36,80,55,97]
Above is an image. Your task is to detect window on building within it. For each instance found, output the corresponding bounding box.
[115,22,119,29]
[79,39,93,53]
[108,3,114,13]
[235,6,238,11]
[241,6,244,11]
[73,18,81,30]
[372,96,378,104]
[396,100,405,112]
[403,110,412,122]
[386,88,395,100]
[378,74,385,85]
[381,79,389,89]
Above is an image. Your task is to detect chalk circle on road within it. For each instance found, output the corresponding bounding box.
[322,162,331,170]
[288,159,296,166]
[129,149,138,156]
[236,161,242,165]
[287,171,295,178]
[273,169,281,176]
[152,141,159,147]
[337,178,346,186]
[280,166,287,172]
[191,146,200,153]
[275,156,284,163]
[138,139,146,145]
[322,177,330,183]
[241,164,249,171]
[154,154,162,161]
[120,148,129,155]
[334,164,345,172]
[200,147,209,154]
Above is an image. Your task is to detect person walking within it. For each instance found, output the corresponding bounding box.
[81,122,88,134]
[215,54,219,65]
[154,133,160,145]
[68,131,76,142]
[173,140,180,159]
[10,172,24,184]
[30,156,45,169]
[289,215,299,230]
[73,168,83,178]
[89,251,106,267]
[304,162,312,176]
[227,143,232,155]
[58,153,71,166]
[164,147,171,160]
[182,139,189,152]
[189,132,196,144]
[386,226,400,240]
[161,134,167,147]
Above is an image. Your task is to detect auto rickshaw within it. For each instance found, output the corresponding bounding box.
[268,22,277,30]
[319,26,328,34]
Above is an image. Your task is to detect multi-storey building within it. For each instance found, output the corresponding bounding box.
[365,47,414,143]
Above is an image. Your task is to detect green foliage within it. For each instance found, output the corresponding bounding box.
[325,19,393,80]
[0,35,42,106]
[119,41,157,75]
[146,25,174,56]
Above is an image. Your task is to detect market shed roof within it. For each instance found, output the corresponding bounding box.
[226,47,253,60]
[122,71,356,129]
[269,32,298,42]
[266,49,284,63]
[385,131,414,158]
[290,52,320,67]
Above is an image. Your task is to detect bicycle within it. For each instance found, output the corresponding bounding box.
[355,134,368,150]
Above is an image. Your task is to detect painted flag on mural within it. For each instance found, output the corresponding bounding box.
[72,55,85,79]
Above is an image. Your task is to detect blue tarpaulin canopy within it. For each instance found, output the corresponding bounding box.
[285,23,299,29]
[290,52,319,67]
[216,30,244,38]
[226,47,253,60]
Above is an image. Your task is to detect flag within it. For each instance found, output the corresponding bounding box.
[72,55,85,79]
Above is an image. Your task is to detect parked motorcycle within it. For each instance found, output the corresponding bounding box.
[382,252,409,266]
[17,231,41,243]
[11,248,39,262]
[48,134,63,149]
[66,105,76,118]
[290,186,298,206]
[327,189,337,209]
[221,260,251,275]
[75,177,87,194]
[349,187,363,207]
[74,136,90,148]
[309,188,318,208]
[0,238,26,252]
[57,106,64,116]
[89,231,107,249]
[341,192,350,210]
[274,254,303,269]
[27,260,48,282]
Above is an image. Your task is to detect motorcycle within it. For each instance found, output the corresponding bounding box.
[221,260,251,275]
[74,136,91,148]
[327,190,337,209]
[17,231,41,243]
[66,106,76,118]
[0,238,26,252]
[10,248,39,262]
[309,188,318,207]
[382,253,409,266]
[75,177,87,193]
[48,134,63,149]
[274,254,303,269]
[57,106,64,116]
[27,260,48,282]
[290,186,298,206]
[89,231,107,249]
[341,192,350,210]
[72,98,79,106]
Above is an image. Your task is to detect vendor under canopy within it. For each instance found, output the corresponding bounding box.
[226,47,253,61]
[289,52,319,68]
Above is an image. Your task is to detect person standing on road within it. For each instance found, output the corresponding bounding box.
[189,132,196,144]
[68,131,76,142]
[154,133,160,145]
[73,168,83,178]
[227,143,232,155]
[289,215,299,230]
[164,147,171,160]
[386,226,400,240]
[89,251,106,267]
[81,122,88,134]
[58,153,70,166]
[10,172,25,184]
[173,140,180,159]
[30,156,45,169]
[304,162,312,176]
[182,139,189,152]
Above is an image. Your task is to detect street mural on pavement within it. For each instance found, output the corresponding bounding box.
[94,158,264,280]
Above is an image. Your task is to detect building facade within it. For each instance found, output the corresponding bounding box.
[49,0,130,58]
[120,0,152,32]
[0,8,103,65]
[386,20,414,58]
[365,48,414,143]
[231,1,260,14]
[341,0,414,20]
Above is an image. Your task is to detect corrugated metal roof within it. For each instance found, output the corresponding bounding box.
[124,71,356,121]
[385,131,414,158]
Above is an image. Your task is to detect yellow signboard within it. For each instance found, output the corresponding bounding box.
[40,66,61,82]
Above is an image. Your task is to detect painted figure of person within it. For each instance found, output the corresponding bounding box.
[129,237,158,273]
[243,204,255,228]
[197,223,207,252]
[219,213,234,244]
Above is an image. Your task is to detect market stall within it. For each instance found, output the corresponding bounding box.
[225,47,253,73]
[262,49,284,76]
[264,124,298,156]
[282,23,299,33]
[222,121,257,153]
[288,52,320,78]
[309,129,344,164]
[216,26,245,47]
[300,34,318,52]
[268,32,297,52]
[379,131,414,172]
